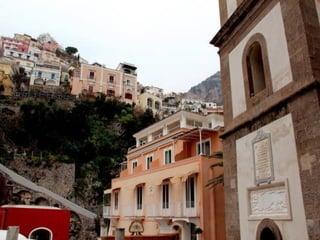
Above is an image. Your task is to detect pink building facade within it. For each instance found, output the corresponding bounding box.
[103,111,225,240]
[1,36,30,53]
[71,62,138,104]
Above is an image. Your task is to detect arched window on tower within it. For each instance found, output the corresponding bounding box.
[246,42,266,96]
[242,33,272,107]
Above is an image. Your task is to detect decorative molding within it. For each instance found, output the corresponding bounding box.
[252,130,274,185]
[129,220,144,235]
[247,180,291,220]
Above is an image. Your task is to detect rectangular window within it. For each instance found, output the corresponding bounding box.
[136,186,143,210]
[162,183,169,209]
[107,89,115,96]
[75,71,80,78]
[37,71,42,78]
[114,191,119,210]
[125,93,132,99]
[132,161,138,173]
[89,71,95,79]
[109,75,114,83]
[146,155,153,170]
[197,140,211,156]
[164,149,172,165]
[51,73,55,79]
[185,176,195,208]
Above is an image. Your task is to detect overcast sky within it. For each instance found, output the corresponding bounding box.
[1,0,221,93]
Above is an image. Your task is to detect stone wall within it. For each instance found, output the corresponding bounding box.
[2,156,98,240]
[222,87,320,239]
[8,154,75,198]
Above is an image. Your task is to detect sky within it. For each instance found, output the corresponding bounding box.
[1,0,221,93]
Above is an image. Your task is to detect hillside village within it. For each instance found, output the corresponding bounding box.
[1,0,320,239]
[0,32,224,240]
[0,33,222,119]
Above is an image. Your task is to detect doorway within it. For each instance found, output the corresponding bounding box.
[29,228,52,240]
[256,219,282,240]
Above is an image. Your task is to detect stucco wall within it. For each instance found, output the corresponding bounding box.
[229,3,292,118]
[236,114,308,239]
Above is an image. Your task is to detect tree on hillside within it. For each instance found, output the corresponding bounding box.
[2,97,157,205]
[65,46,78,55]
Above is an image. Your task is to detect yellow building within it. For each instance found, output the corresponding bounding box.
[137,92,162,116]
[0,57,18,96]
[103,111,225,240]
[71,62,138,104]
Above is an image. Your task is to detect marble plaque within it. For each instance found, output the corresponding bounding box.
[252,130,274,185]
[248,181,291,220]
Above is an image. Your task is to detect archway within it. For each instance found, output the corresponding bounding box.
[256,219,282,240]
[29,227,52,240]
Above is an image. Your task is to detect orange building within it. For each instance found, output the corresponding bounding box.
[71,62,137,104]
[103,111,225,240]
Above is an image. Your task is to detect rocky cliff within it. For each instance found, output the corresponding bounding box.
[183,71,222,105]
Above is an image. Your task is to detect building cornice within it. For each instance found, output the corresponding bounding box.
[210,0,261,47]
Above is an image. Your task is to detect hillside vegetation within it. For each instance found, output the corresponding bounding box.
[0,96,156,205]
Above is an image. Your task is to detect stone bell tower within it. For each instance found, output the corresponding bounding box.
[211,0,320,239]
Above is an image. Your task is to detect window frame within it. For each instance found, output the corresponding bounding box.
[242,33,272,107]
[185,175,196,208]
[162,183,170,209]
[147,98,153,108]
[132,160,138,173]
[114,191,119,210]
[136,185,143,210]
[125,93,132,99]
[164,148,172,165]
[197,139,211,156]
[146,155,153,170]
[89,71,95,80]
[109,75,114,83]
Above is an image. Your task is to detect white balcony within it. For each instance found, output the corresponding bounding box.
[145,202,198,218]
[103,206,111,218]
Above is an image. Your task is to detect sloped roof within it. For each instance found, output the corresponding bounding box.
[0,164,96,219]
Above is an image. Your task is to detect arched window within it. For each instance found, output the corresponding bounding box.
[242,33,271,107]
[147,98,153,108]
[155,101,160,110]
[246,42,266,96]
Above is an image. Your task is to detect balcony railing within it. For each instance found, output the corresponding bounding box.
[103,206,120,218]
[103,206,111,218]
[118,202,198,219]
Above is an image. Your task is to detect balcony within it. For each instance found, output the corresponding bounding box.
[122,202,198,219]
[87,76,96,82]
[103,206,120,219]
[103,206,111,218]
[123,205,145,218]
